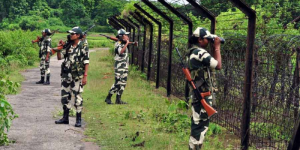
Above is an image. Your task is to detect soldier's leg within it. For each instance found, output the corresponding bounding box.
[71,80,83,127]
[105,69,122,104]
[44,59,51,85]
[116,69,128,104]
[36,56,46,84]
[55,78,72,124]
[189,96,213,150]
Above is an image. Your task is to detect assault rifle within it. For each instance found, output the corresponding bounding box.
[51,25,95,55]
[175,47,217,117]
[99,34,138,46]
[83,24,95,35]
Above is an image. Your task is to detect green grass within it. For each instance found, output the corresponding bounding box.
[82,49,242,150]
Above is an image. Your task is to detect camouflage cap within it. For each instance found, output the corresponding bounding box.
[192,27,217,39]
[42,29,51,35]
[117,29,130,35]
[67,27,83,35]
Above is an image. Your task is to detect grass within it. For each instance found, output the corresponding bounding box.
[82,48,243,150]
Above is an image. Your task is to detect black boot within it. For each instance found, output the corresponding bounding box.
[36,76,45,84]
[115,95,127,104]
[43,76,50,85]
[105,93,113,104]
[75,112,81,127]
[55,106,69,124]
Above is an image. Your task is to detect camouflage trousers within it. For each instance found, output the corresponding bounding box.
[189,95,213,150]
[40,54,50,77]
[109,68,128,96]
[61,77,83,113]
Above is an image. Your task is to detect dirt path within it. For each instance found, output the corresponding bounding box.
[1,48,108,150]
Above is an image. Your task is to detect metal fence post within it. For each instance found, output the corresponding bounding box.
[287,47,300,150]
[109,17,123,30]
[227,1,256,150]
[142,0,174,96]
[134,4,162,88]
[130,12,147,71]
[127,18,140,66]
[131,12,147,73]
[134,11,154,81]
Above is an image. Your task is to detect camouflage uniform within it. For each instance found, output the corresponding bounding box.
[109,41,129,96]
[39,36,52,78]
[188,45,218,150]
[60,41,89,113]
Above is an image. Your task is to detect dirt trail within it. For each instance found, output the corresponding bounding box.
[1,48,108,150]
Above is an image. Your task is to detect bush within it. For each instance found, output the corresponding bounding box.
[0,30,40,75]
[0,78,19,146]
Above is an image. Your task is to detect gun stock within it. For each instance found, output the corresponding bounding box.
[176,47,217,117]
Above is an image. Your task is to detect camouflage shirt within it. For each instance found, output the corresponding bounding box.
[61,41,89,80]
[188,45,218,92]
[38,36,51,56]
[114,41,129,69]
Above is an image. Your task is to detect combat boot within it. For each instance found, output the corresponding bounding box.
[55,106,69,124]
[189,144,202,150]
[75,112,81,127]
[36,76,45,84]
[115,95,127,104]
[105,93,113,104]
[43,76,50,85]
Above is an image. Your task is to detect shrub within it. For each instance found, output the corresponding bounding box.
[0,78,19,146]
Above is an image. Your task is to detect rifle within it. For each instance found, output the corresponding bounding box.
[175,47,217,117]
[50,29,59,37]
[83,24,95,35]
[100,34,138,46]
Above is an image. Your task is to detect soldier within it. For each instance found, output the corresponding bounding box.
[187,27,222,150]
[32,29,52,85]
[104,29,134,104]
[54,27,89,127]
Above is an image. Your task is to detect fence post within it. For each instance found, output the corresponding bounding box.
[127,18,140,66]
[112,16,129,31]
[287,48,300,150]
[131,12,147,73]
[186,0,216,34]
[109,17,123,30]
[142,0,174,96]
[110,17,125,30]
[108,20,119,30]
[130,12,147,72]
[134,11,153,81]
[134,4,162,88]
[227,1,256,150]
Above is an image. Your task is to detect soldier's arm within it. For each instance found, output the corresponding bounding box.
[119,40,129,55]
[45,40,51,61]
[212,37,222,70]
[82,46,90,86]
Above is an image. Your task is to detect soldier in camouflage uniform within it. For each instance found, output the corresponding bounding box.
[105,29,131,104]
[187,27,222,150]
[54,27,89,127]
[32,29,52,85]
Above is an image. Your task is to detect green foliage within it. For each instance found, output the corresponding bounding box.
[0,30,40,77]
[0,78,19,146]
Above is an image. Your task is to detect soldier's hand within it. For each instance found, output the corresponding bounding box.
[82,76,87,86]
[45,57,49,62]
[214,37,221,49]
